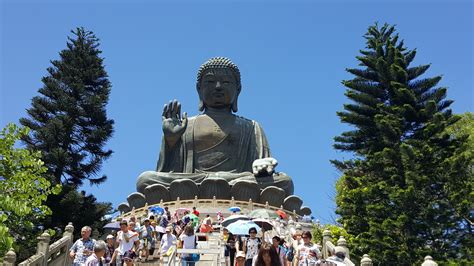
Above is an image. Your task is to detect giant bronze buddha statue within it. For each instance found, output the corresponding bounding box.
[127,57,309,214]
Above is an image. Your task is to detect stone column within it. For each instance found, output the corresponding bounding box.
[336,236,350,260]
[421,256,438,266]
[322,230,332,259]
[360,254,373,266]
[3,248,16,266]
[37,231,51,265]
[63,223,75,265]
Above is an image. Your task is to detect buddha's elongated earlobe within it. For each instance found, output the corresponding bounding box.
[231,98,238,113]
[199,99,205,112]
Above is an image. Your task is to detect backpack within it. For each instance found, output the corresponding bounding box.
[286,246,295,262]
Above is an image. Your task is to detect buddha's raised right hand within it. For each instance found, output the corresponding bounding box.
[162,99,188,147]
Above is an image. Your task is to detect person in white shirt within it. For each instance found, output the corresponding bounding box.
[179,225,199,265]
[160,226,177,264]
[116,220,139,266]
[85,240,106,266]
[295,231,321,266]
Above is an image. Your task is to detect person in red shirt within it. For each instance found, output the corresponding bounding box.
[192,207,200,217]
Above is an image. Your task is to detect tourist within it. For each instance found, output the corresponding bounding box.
[128,221,138,234]
[165,206,172,220]
[223,228,230,265]
[272,236,287,266]
[224,230,237,266]
[179,225,199,265]
[139,218,155,261]
[69,226,95,266]
[160,226,177,263]
[287,231,302,265]
[192,206,200,217]
[218,212,225,224]
[129,215,140,229]
[295,231,321,266]
[104,234,116,265]
[85,240,107,266]
[242,227,262,266]
[235,251,246,266]
[116,220,139,266]
[253,243,281,266]
[199,216,213,233]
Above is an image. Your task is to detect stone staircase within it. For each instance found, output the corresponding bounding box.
[135,233,225,266]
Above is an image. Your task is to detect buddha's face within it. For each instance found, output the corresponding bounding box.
[199,68,239,110]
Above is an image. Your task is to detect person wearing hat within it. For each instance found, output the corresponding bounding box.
[160,226,177,264]
[104,234,116,265]
[235,251,246,266]
[139,218,155,262]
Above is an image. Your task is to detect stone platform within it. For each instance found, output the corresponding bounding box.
[118,196,311,221]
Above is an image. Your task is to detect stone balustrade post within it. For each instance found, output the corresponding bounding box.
[336,236,350,260]
[176,197,180,206]
[36,231,51,265]
[231,196,235,206]
[265,201,269,209]
[194,195,198,206]
[160,199,164,205]
[421,256,438,266]
[249,199,253,211]
[3,248,16,266]
[322,229,332,259]
[360,254,372,266]
[212,196,217,207]
[63,223,75,265]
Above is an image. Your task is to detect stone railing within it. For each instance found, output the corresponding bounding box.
[2,223,74,266]
[321,230,439,266]
[322,229,359,266]
[120,196,303,220]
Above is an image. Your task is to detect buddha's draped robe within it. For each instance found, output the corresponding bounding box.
[136,113,293,195]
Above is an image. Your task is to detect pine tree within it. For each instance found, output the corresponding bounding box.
[19,27,114,239]
[333,23,472,264]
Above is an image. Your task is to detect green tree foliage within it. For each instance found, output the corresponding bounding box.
[312,223,353,248]
[0,124,61,257]
[19,28,114,241]
[333,23,472,264]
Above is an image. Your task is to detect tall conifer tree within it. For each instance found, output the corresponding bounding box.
[333,23,472,264]
[20,27,114,238]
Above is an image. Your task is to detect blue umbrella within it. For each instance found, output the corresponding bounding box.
[103,221,120,230]
[229,206,241,212]
[149,206,164,215]
[226,220,261,235]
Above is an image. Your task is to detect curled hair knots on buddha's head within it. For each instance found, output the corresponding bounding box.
[196,57,242,112]
[197,57,241,86]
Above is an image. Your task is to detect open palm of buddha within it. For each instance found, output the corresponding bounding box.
[136,57,294,203]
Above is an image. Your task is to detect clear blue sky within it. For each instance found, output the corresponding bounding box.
[1,0,472,223]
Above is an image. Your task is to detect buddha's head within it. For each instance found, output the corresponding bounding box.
[196,57,241,112]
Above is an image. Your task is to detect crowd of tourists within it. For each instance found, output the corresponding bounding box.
[68,206,347,266]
